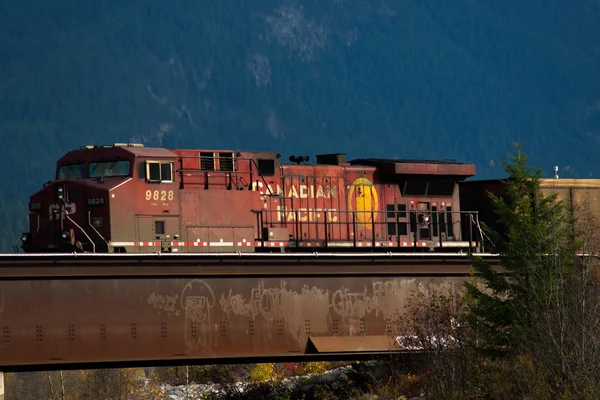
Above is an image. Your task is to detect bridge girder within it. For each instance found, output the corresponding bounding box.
[0,252,499,372]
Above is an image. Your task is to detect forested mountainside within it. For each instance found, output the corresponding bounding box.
[1,0,599,251]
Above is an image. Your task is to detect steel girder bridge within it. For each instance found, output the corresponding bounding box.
[0,252,500,374]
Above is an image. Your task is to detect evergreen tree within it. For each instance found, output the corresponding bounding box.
[464,143,577,356]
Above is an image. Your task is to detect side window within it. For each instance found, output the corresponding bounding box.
[200,152,215,171]
[148,163,161,182]
[145,161,174,183]
[160,163,173,182]
[258,159,275,176]
[218,152,234,171]
[137,161,146,180]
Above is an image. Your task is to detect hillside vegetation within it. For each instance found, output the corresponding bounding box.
[1,0,599,250]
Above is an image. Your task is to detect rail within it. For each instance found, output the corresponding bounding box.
[0,251,500,278]
[0,251,500,259]
[256,209,484,249]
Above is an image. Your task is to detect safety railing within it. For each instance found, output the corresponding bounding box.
[176,155,277,195]
[255,209,484,250]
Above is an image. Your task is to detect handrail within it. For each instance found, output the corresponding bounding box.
[247,158,275,196]
[176,155,276,196]
[12,215,30,253]
[257,208,484,248]
[66,213,95,253]
[88,211,109,250]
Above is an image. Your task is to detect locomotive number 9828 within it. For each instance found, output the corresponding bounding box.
[145,190,174,201]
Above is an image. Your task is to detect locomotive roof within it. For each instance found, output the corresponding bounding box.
[59,145,176,163]
[349,158,476,177]
[121,147,176,157]
[61,144,478,180]
[350,158,466,165]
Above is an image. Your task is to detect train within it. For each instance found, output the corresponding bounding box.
[460,177,600,236]
[22,142,596,254]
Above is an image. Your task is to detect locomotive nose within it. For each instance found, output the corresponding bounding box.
[47,182,81,252]
[23,180,108,253]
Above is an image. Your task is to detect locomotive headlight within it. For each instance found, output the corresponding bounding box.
[21,234,28,242]
[57,186,65,200]
[61,231,69,239]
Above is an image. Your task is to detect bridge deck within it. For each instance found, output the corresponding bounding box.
[0,252,499,371]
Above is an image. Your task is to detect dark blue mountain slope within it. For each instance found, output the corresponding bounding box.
[0,0,599,250]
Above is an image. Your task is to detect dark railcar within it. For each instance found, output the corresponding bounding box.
[459,178,600,248]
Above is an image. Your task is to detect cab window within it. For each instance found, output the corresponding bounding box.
[145,161,174,183]
[57,164,85,179]
[89,160,131,178]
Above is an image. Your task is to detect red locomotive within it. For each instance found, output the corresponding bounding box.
[20,143,484,253]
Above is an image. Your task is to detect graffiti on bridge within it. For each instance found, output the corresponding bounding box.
[147,278,458,350]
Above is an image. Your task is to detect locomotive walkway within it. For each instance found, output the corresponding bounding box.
[0,252,500,374]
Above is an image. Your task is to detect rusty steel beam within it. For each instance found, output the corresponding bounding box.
[0,252,499,372]
[0,252,499,278]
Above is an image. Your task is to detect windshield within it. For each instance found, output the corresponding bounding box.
[89,160,131,178]
[57,164,85,179]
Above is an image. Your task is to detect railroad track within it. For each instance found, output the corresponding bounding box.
[0,252,500,278]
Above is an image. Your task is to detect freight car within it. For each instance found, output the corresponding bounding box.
[19,143,485,253]
[460,177,600,237]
